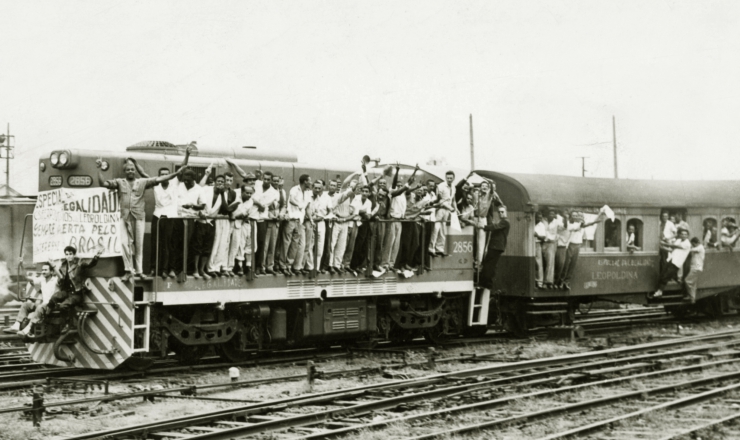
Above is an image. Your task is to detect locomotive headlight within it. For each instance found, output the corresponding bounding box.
[100,160,109,171]
[39,162,46,172]
[50,152,60,166]
[59,152,69,166]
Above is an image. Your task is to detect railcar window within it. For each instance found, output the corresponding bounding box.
[604,219,621,252]
[626,219,643,252]
[703,218,718,250]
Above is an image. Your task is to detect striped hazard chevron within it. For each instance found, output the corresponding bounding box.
[28,277,135,370]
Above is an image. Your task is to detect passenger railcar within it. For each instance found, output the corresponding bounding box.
[27,141,480,369]
[476,170,740,332]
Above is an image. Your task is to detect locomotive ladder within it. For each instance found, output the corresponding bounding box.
[132,281,151,353]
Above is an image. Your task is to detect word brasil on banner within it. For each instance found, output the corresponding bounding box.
[33,188,121,262]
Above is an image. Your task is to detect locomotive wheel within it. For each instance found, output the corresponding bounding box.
[217,337,255,363]
[174,345,208,364]
[424,321,451,344]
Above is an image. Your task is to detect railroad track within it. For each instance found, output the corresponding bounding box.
[54,329,740,440]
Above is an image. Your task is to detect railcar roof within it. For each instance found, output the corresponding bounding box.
[475,170,740,210]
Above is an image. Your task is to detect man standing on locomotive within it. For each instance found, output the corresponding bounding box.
[428,171,456,257]
[97,158,184,282]
[279,174,312,276]
[229,182,256,276]
[209,172,240,276]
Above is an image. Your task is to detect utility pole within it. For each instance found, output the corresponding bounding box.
[469,114,475,171]
[577,156,589,177]
[0,123,15,197]
[612,115,618,179]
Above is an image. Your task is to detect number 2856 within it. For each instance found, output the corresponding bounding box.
[453,241,473,253]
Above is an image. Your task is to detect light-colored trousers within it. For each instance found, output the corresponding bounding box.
[543,241,557,284]
[228,220,252,268]
[209,219,232,272]
[382,220,403,269]
[303,222,325,271]
[120,215,145,274]
[331,222,350,268]
[535,242,544,283]
[685,269,702,300]
[474,217,488,265]
[429,209,450,253]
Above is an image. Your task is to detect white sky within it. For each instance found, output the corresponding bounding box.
[2,0,740,195]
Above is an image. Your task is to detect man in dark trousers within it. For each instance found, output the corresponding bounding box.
[479,205,510,290]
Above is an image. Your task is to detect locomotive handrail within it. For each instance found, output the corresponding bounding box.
[16,213,34,301]
[150,215,475,288]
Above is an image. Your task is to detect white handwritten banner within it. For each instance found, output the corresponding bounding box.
[33,188,121,262]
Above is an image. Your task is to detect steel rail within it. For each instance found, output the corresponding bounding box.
[304,358,740,439]
[656,411,740,440]
[536,382,740,440]
[59,330,740,440]
[407,369,740,439]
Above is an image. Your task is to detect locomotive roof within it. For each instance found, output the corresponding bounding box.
[475,170,740,211]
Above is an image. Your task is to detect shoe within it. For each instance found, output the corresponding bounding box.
[327,266,335,274]
[423,266,432,271]
[282,268,293,276]
[121,272,133,282]
[427,251,437,258]
[265,268,275,275]
[226,271,235,277]
[436,252,448,257]
[244,268,252,277]
[335,266,345,274]
[235,269,244,276]
[161,271,169,279]
[202,272,212,280]
[193,272,202,279]
[653,290,663,298]
[301,269,311,275]
[563,282,571,290]
[18,322,33,337]
[167,270,176,278]
[4,322,20,333]
[536,282,544,289]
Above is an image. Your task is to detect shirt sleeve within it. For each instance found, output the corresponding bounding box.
[104,179,120,189]
[144,177,159,189]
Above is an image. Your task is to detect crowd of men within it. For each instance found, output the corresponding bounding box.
[655,211,705,302]
[93,152,508,283]
[533,210,600,290]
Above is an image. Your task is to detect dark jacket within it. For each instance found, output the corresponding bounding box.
[486,219,510,252]
[55,256,99,293]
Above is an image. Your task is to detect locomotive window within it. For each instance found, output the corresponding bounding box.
[703,218,718,250]
[604,219,622,252]
[626,219,643,252]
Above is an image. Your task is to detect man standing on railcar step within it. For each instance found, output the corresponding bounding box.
[97,158,184,282]
[653,228,691,298]
[683,237,704,304]
[479,205,510,290]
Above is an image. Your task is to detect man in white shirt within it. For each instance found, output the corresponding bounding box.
[675,213,690,235]
[4,263,57,334]
[191,174,224,279]
[172,169,205,279]
[328,180,357,273]
[251,172,279,275]
[302,181,327,273]
[228,184,255,276]
[348,186,374,273]
[148,167,181,278]
[626,224,639,253]
[561,212,600,290]
[654,229,691,298]
[279,174,312,275]
[428,171,456,256]
[554,211,572,289]
[683,237,704,303]
[659,211,677,273]
[382,165,417,271]
[533,212,547,289]
[543,210,562,289]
